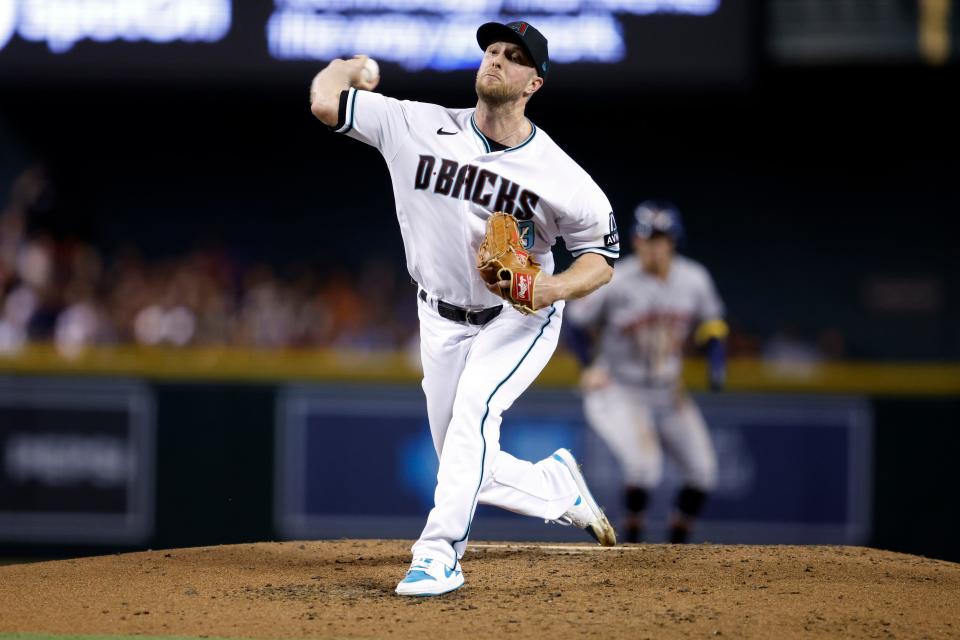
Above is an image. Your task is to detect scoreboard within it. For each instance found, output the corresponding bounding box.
[0,0,751,87]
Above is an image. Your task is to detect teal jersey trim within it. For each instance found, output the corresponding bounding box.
[505,122,537,153]
[571,246,620,257]
[470,114,491,153]
[337,88,359,134]
[470,113,537,153]
[454,305,558,547]
[345,88,359,133]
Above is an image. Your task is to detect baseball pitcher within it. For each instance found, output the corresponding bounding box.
[566,201,728,544]
[310,21,621,596]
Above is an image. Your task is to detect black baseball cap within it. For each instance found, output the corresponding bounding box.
[477,21,550,78]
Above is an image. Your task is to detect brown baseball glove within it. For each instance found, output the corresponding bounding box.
[476,212,542,315]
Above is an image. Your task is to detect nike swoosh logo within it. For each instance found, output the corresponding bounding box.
[444,566,460,578]
[436,128,458,135]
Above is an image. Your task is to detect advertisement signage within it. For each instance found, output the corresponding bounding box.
[0,377,155,544]
[276,386,872,544]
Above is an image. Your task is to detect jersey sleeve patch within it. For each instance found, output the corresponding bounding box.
[604,212,620,247]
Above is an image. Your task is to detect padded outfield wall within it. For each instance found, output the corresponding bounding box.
[0,347,958,561]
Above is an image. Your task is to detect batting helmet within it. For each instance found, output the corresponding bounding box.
[632,200,685,247]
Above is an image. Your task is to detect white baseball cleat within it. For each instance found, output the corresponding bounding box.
[550,448,617,547]
[395,557,465,597]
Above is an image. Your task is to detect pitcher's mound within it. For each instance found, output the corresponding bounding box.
[1,540,958,639]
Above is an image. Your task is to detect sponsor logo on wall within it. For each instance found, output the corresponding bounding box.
[0,379,155,544]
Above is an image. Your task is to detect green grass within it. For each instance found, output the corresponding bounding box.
[0,636,361,640]
[0,635,252,640]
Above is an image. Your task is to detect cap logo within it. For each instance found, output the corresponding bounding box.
[511,22,528,35]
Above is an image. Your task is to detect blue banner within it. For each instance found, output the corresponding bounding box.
[276,386,871,544]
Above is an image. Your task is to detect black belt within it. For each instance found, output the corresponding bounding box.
[418,289,502,326]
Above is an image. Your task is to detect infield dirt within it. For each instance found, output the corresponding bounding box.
[1,540,958,639]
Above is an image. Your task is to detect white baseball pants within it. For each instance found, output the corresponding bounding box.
[411,295,579,568]
[584,382,717,492]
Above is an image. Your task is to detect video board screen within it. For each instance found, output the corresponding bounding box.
[0,0,751,87]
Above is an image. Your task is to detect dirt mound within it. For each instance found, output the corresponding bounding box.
[1,540,958,639]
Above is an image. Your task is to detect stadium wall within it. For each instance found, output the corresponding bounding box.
[0,349,957,561]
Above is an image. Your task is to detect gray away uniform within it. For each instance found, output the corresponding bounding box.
[566,254,723,491]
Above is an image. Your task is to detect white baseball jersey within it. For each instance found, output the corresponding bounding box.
[567,254,724,388]
[332,87,620,306]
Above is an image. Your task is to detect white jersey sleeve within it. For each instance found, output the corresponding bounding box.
[331,88,411,161]
[558,178,620,261]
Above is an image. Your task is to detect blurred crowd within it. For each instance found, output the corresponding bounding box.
[0,166,418,357]
[2,166,849,363]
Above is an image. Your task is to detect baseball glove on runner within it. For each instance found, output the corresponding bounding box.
[476,212,542,315]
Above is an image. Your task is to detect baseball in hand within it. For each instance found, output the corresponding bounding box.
[361,57,380,83]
